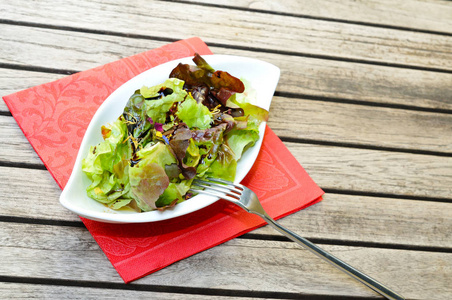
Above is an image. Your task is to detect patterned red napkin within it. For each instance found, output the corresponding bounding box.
[3,37,324,283]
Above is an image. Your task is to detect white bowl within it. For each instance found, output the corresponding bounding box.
[59,55,280,223]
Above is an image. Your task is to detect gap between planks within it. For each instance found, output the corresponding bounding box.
[1,0,452,72]
[1,215,450,254]
[1,222,450,299]
[1,67,452,116]
[1,19,451,74]
[0,277,375,300]
[1,23,452,111]
[163,0,452,37]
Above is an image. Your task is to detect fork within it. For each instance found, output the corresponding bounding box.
[191,178,405,300]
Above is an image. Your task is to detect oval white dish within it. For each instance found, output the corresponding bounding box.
[59,54,280,223]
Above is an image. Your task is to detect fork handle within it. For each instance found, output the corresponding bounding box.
[260,215,405,300]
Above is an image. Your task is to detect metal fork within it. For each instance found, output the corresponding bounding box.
[191,178,405,300]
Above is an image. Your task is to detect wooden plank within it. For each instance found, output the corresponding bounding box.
[0,167,73,220]
[257,192,452,249]
[0,115,43,165]
[1,136,451,200]
[190,0,452,34]
[3,90,452,155]
[0,70,65,112]
[286,142,452,199]
[0,69,64,100]
[1,159,451,249]
[0,25,164,72]
[0,222,450,299]
[268,96,452,153]
[0,282,259,300]
[2,0,452,70]
[2,25,452,111]
[0,110,452,198]
[1,137,451,213]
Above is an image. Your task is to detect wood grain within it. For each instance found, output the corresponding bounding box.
[2,0,452,70]
[2,87,452,156]
[1,131,451,199]
[2,25,452,111]
[190,0,452,34]
[269,96,452,153]
[2,158,451,249]
[0,69,66,112]
[257,192,452,249]
[287,142,452,199]
[0,115,43,165]
[1,222,450,299]
[1,137,451,212]
[0,283,265,300]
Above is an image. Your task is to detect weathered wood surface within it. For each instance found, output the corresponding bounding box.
[190,0,452,34]
[3,94,452,158]
[2,125,452,199]
[1,222,451,299]
[1,0,451,299]
[2,25,452,112]
[1,162,451,249]
[289,143,452,199]
[3,0,452,70]
[0,283,263,300]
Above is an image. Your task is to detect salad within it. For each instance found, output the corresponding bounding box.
[82,54,268,212]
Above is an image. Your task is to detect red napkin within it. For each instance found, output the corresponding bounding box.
[3,37,324,283]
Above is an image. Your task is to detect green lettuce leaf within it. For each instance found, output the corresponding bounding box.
[155,180,191,207]
[225,127,259,161]
[176,95,212,129]
[123,89,150,142]
[128,142,177,211]
[205,143,237,181]
[184,138,201,167]
[142,78,187,124]
[82,118,132,207]
[191,124,227,177]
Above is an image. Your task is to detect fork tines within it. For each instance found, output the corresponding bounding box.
[191,178,243,201]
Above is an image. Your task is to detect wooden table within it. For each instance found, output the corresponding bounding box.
[1,1,451,299]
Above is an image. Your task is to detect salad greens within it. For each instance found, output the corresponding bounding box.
[82,54,268,212]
